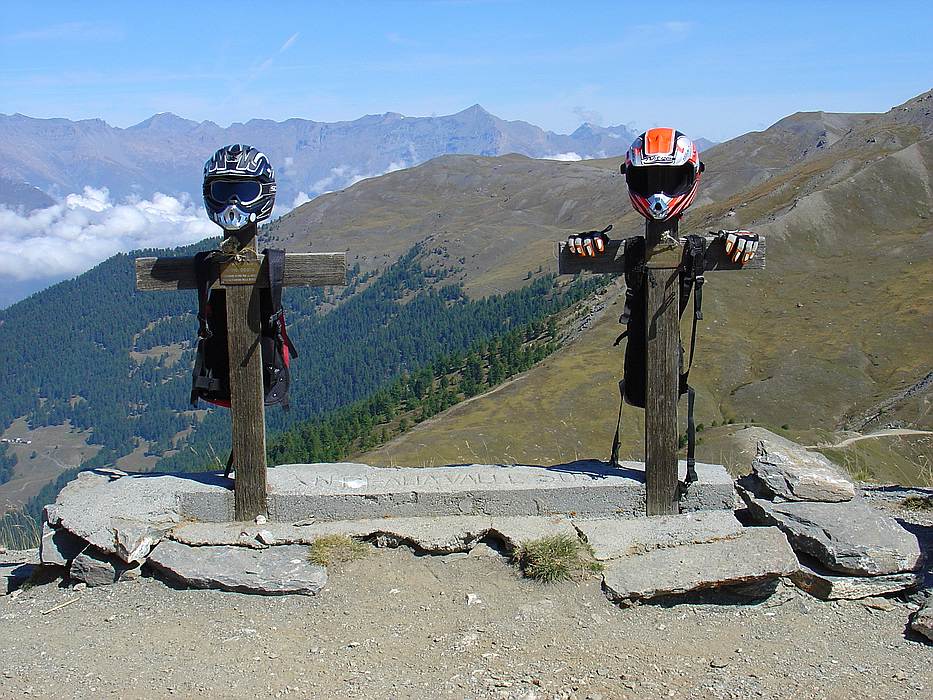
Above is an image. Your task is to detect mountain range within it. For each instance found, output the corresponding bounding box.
[0,106,640,213]
[0,89,930,523]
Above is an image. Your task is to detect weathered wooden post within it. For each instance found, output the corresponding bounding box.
[136,230,346,520]
[558,229,765,515]
[643,218,682,515]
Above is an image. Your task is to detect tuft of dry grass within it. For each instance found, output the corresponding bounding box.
[308,534,369,567]
[513,534,603,583]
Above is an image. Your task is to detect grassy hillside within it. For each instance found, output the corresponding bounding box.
[360,92,932,481]
[1,90,930,516]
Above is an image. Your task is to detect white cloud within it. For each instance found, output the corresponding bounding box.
[280,32,299,53]
[0,187,216,282]
[540,152,583,161]
[291,191,312,209]
[279,155,419,216]
[293,160,412,208]
[573,106,603,126]
[345,160,409,187]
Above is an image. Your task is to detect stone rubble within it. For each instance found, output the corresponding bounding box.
[39,522,87,567]
[739,487,923,576]
[169,515,577,554]
[30,443,921,609]
[1,562,35,596]
[574,510,744,560]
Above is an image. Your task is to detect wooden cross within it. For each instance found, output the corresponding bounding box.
[558,220,766,516]
[136,224,347,521]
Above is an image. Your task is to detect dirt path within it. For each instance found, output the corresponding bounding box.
[1,546,930,700]
[807,429,933,450]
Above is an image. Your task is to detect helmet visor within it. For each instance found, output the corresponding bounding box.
[208,179,262,205]
[626,164,695,198]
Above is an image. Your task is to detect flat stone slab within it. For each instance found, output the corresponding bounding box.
[46,469,229,563]
[169,515,577,553]
[791,561,921,600]
[739,488,923,576]
[744,428,855,502]
[188,460,733,522]
[575,511,744,561]
[147,542,327,596]
[602,527,799,604]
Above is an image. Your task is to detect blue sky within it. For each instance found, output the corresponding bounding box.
[1,1,931,141]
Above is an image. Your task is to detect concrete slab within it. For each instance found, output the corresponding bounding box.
[575,511,744,561]
[181,461,734,522]
[169,515,577,553]
[601,527,799,604]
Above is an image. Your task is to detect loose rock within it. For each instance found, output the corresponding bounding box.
[45,469,228,562]
[910,597,933,643]
[791,560,921,600]
[746,429,855,502]
[739,488,922,575]
[40,522,86,567]
[147,541,327,595]
[170,515,576,555]
[70,549,141,587]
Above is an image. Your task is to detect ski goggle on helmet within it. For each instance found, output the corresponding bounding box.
[203,144,277,231]
[621,128,704,221]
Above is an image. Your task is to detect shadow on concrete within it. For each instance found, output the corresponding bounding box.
[544,460,644,482]
[90,468,232,489]
[384,460,646,482]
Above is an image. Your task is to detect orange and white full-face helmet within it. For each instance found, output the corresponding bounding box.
[622,128,703,221]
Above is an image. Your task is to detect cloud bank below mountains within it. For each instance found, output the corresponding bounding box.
[0,187,216,283]
[289,159,410,210]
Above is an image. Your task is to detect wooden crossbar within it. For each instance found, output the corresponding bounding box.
[557,233,766,275]
[135,252,347,291]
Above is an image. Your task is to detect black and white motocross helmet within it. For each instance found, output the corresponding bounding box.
[203,144,276,231]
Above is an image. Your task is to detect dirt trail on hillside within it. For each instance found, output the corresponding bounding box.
[2,541,931,699]
[807,429,933,450]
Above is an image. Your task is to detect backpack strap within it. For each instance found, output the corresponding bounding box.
[263,248,299,358]
[685,385,698,485]
[609,379,625,467]
[191,251,222,408]
[193,251,217,339]
[679,235,707,387]
[613,235,646,346]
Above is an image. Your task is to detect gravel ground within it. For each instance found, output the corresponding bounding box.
[1,539,931,700]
